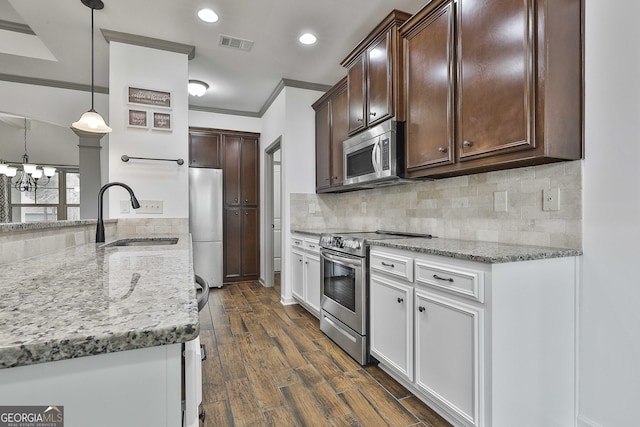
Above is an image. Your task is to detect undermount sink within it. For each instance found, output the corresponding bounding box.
[102,237,179,247]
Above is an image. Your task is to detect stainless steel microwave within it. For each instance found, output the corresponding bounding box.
[343,119,406,188]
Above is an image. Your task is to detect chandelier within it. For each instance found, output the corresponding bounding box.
[0,118,56,193]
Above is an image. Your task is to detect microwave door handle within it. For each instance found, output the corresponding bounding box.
[372,138,381,174]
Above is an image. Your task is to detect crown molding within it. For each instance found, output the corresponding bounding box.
[101,29,195,60]
[0,73,108,94]
[0,20,34,35]
[188,104,261,118]
[257,78,332,117]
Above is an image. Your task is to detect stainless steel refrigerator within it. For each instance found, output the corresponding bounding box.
[189,168,223,288]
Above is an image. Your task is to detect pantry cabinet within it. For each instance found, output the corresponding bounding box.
[341,10,411,135]
[290,234,321,317]
[369,246,578,427]
[401,0,582,178]
[313,78,348,192]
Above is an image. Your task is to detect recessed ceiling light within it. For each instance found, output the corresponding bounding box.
[299,33,317,45]
[198,8,219,23]
[188,80,210,97]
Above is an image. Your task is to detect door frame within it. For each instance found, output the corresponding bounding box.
[263,137,282,288]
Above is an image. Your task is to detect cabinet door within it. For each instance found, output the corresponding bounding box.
[241,137,259,206]
[189,131,221,168]
[457,0,533,160]
[367,31,392,127]
[223,135,241,206]
[404,2,455,171]
[370,274,414,382]
[330,84,348,187]
[223,208,242,281]
[291,250,304,301]
[304,252,321,315]
[347,55,366,134]
[415,288,482,426]
[315,101,332,190]
[241,208,259,277]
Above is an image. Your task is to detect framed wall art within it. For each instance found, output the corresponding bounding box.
[152,111,172,131]
[127,86,172,109]
[127,109,148,128]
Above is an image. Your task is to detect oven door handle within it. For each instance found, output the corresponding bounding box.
[321,251,362,269]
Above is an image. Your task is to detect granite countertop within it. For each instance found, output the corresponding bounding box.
[369,237,582,263]
[0,234,199,369]
[292,229,581,263]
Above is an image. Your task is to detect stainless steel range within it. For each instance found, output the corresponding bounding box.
[319,230,432,364]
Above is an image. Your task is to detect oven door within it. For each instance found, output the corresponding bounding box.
[320,248,366,334]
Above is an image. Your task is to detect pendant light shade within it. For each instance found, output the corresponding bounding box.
[72,110,112,132]
[72,0,111,134]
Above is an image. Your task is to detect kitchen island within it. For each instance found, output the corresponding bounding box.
[0,233,199,426]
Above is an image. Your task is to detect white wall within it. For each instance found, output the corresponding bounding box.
[260,87,324,302]
[189,110,261,134]
[580,1,640,426]
[107,42,189,219]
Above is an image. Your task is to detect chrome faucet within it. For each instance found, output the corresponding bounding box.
[96,182,140,243]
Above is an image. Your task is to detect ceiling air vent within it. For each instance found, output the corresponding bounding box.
[219,35,254,51]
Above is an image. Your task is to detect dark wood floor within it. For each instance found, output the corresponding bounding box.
[199,281,453,427]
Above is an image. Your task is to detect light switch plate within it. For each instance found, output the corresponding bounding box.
[136,200,163,214]
[119,200,130,214]
[543,188,560,211]
[494,191,508,212]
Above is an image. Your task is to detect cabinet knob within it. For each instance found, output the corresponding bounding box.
[245,199,249,203]
[357,118,363,122]
[332,176,338,180]
[418,306,426,313]
[369,112,377,117]
[463,140,473,148]
[438,147,447,153]
[234,197,238,202]
[235,211,239,215]
[397,297,404,303]
[245,212,249,215]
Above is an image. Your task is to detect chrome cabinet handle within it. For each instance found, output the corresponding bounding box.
[463,140,473,147]
[418,306,426,312]
[397,297,404,303]
[438,147,447,153]
[381,262,395,268]
[433,274,454,282]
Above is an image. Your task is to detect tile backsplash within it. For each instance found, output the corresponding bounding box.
[292,161,582,249]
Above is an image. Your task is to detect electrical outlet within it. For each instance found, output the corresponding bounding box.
[136,200,163,214]
[543,188,560,211]
[494,191,508,212]
[120,200,130,214]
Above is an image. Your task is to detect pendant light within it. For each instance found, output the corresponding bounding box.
[72,0,112,133]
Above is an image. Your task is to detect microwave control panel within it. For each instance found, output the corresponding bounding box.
[381,138,390,171]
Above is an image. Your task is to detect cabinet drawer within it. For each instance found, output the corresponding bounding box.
[304,238,320,254]
[370,250,414,282]
[415,259,484,302]
[291,236,304,249]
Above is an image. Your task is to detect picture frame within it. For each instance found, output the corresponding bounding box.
[152,111,172,131]
[127,86,172,109]
[127,109,148,128]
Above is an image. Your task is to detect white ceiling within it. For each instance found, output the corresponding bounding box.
[1,0,428,115]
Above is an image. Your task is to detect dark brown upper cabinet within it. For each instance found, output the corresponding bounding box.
[189,129,221,168]
[341,10,411,136]
[313,78,348,193]
[401,0,583,178]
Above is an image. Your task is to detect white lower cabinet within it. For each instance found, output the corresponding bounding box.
[414,289,482,426]
[370,274,414,382]
[290,234,321,317]
[369,247,579,427]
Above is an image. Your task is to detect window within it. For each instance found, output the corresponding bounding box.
[9,169,80,222]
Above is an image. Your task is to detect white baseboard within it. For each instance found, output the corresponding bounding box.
[280,296,297,305]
